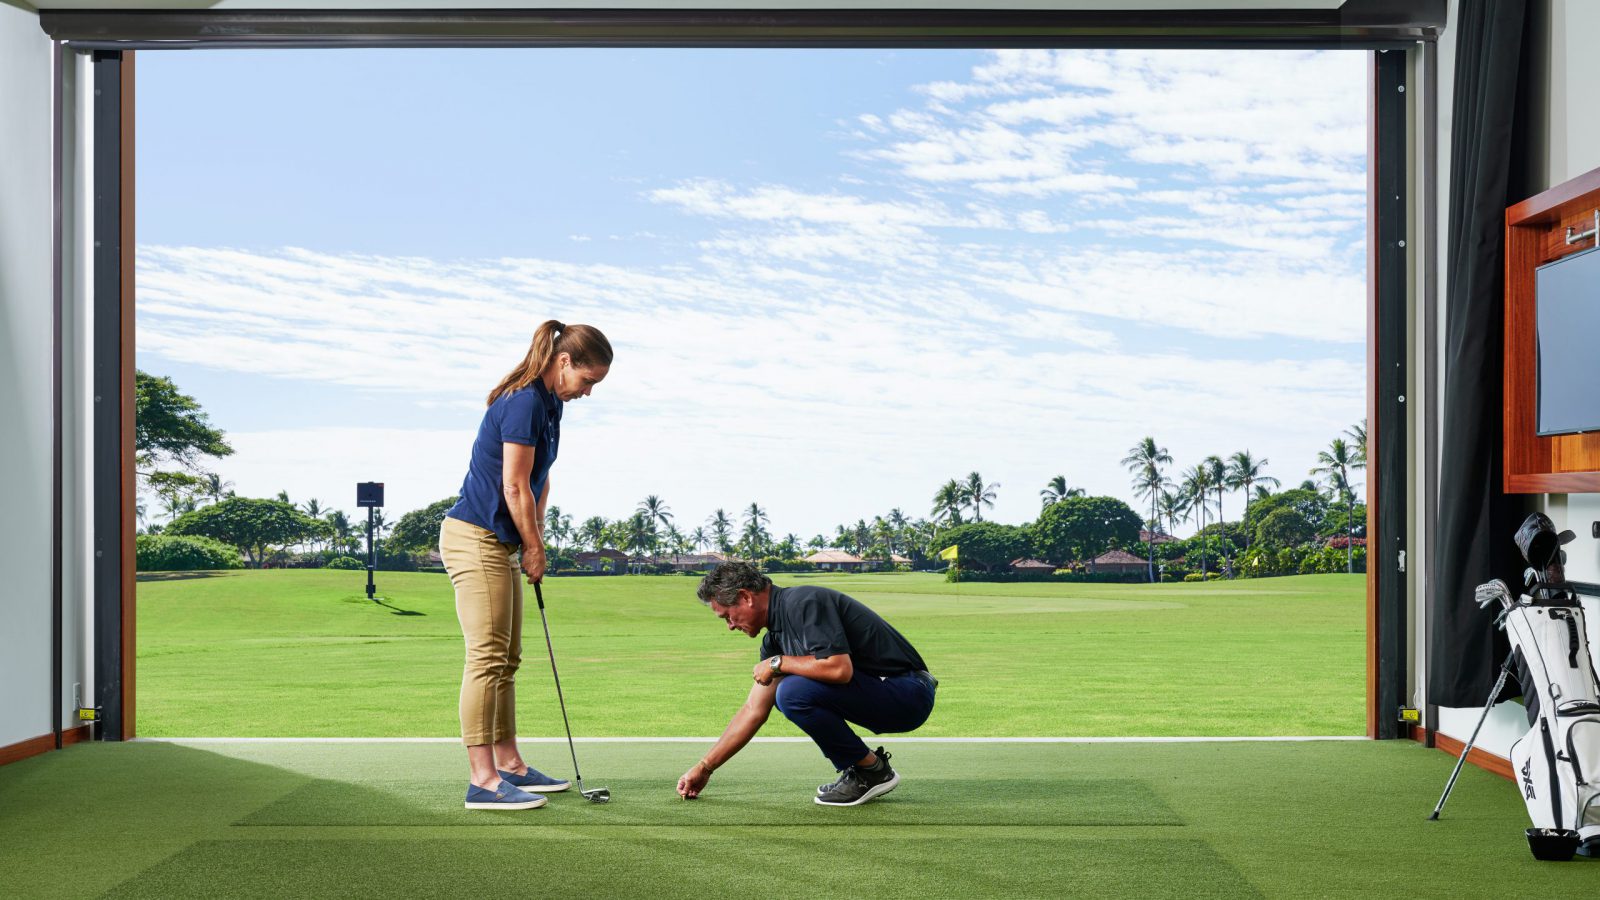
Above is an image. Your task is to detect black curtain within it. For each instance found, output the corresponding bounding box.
[1430,0,1533,708]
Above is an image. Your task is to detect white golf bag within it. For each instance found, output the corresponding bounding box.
[1501,591,1600,848]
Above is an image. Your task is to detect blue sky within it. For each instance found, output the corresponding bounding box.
[137,48,1367,538]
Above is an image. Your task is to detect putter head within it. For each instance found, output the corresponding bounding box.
[582,787,611,803]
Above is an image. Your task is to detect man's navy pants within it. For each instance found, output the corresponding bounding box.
[774,671,937,770]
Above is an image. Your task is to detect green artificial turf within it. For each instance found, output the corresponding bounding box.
[2,739,1595,899]
[136,571,1363,737]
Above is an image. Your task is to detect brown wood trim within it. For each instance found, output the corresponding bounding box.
[1507,472,1600,493]
[61,724,92,748]
[1503,164,1600,494]
[1413,726,1515,781]
[1505,165,1600,225]
[1364,52,1379,740]
[0,726,92,767]
[119,52,137,741]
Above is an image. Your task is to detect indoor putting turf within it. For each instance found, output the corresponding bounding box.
[2,739,1596,898]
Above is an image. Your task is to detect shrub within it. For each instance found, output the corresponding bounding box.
[948,568,1145,584]
[1182,572,1224,582]
[135,534,243,571]
[760,557,817,573]
[326,556,365,570]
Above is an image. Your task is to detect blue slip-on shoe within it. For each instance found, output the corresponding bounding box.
[498,766,571,793]
[464,781,547,811]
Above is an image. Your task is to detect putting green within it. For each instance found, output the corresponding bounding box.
[238,775,1181,827]
[3,739,1597,899]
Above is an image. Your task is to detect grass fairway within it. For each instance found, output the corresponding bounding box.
[137,570,1362,737]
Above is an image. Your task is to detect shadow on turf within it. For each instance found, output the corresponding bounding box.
[136,571,236,583]
[371,597,425,616]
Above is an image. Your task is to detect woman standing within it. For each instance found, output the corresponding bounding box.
[440,320,612,810]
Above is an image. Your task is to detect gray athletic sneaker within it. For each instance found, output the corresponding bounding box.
[815,747,898,807]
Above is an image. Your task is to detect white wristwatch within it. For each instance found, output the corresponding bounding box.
[769,655,782,673]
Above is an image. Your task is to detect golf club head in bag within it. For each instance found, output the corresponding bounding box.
[1514,512,1575,588]
[1474,579,1515,611]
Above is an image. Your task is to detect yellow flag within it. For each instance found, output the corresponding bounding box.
[939,544,959,561]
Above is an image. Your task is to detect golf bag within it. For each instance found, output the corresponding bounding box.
[1503,593,1600,848]
[1498,514,1600,851]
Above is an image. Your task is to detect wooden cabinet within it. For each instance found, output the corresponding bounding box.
[1504,166,1600,493]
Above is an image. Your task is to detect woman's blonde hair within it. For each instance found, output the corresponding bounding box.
[487,320,613,407]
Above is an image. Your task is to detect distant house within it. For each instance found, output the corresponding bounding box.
[646,551,733,572]
[1010,558,1056,574]
[1139,529,1178,545]
[804,550,865,572]
[1090,548,1150,575]
[573,548,630,574]
[860,553,913,571]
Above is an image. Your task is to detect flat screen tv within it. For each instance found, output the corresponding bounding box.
[1537,246,1600,436]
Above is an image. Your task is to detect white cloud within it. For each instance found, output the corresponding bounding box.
[139,241,1361,536]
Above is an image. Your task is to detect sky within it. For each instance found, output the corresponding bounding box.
[136,47,1367,540]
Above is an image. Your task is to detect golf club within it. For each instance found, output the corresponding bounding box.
[533,580,610,803]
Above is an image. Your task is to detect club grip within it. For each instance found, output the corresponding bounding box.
[534,581,545,610]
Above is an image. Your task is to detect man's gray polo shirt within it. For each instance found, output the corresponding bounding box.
[758,585,928,677]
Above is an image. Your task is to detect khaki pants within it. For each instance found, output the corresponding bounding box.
[439,516,523,746]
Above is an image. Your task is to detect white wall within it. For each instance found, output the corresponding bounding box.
[0,3,59,749]
[1430,0,1600,755]
[1535,1,1600,584]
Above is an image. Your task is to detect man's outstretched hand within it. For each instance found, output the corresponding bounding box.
[677,762,711,799]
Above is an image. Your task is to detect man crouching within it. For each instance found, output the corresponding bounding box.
[676,562,938,806]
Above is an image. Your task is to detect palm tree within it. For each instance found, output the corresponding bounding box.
[276,489,291,504]
[853,519,871,556]
[623,512,656,571]
[1312,437,1361,573]
[886,508,909,555]
[1123,437,1173,583]
[160,492,195,523]
[689,526,710,553]
[1157,489,1188,542]
[777,533,801,560]
[300,499,325,552]
[1346,419,1368,469]
[1181,464,1214,576]
[579,516,608,552]
[204,472,234,504]
[1205,455,1231,575]
[1039,474,1085,507]
[706,509,734,554]
[741,503,770,558]
[545,506,573,552]
[1226,451,1279,535]
[638,495,673,531]
[931,479,966,525]
[807,534,829,553]
[664,523,686,564]
[964,472,999,522]
[326,510,355,555]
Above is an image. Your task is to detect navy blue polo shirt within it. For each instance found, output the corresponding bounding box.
[758,585,928,677]
[446,382,562,545]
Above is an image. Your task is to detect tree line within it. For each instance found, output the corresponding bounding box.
[133,369,1368,579]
